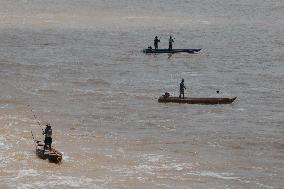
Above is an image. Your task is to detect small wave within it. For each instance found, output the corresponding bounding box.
[255,182,274,189]
[272,141,284,150]
[123,16,150,20]
[143,154,164,163]
[73,78,110,87]
[134,164,154,173]
[37,89,58,95]
[0,60,16,66]
[33,42,57,46]
[0,99,23,106]
[191,171,239,180]
[61,152,72,161]
[87,78,110,86]
[161,162,193,171]
[0,136,11,150]
[16,169,40,178]
[9,175,96,188]
[10,151,33,161]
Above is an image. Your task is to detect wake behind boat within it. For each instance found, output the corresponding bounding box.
[158,95,237,104]
[143,48,202,54]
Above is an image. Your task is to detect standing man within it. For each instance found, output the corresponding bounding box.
[43,123,53,150]
[179,78,186,99]
[154,36,160,49]
[169,35,174,50]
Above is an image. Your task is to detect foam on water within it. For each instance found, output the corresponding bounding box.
[198,171,239,180]
[8,175,97,189]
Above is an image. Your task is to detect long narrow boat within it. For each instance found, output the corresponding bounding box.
[35,141,62,163]
[158,96,237,104]
[143,48,202,54]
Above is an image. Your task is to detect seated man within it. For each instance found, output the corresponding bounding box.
[163,92,170,98]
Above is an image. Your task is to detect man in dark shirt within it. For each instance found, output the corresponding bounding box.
[43,124,52,150]
[154,36,160,49]
[179,78,186,98]
[169,36,174,50]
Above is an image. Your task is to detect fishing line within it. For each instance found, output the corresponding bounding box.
[27,105,44,133]
[30,130,40,147]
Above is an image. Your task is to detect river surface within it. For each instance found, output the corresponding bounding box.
[0,0,283,188]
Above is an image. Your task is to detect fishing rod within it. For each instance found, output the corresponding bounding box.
[30,130,40,146]
[31,130,35,142]
[27,105,44,133]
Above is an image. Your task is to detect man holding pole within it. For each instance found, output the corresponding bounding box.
[42,124,53,150]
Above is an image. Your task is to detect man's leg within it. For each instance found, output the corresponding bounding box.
[44,138,47,150]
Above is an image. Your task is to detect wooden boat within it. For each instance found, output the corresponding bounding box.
[143,48,201,54]
[158,96,237,104]
[35,141,62,163]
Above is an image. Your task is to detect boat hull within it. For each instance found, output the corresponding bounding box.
[143,48,201,54]
[35,142,62,163]
[158,96,237,104]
